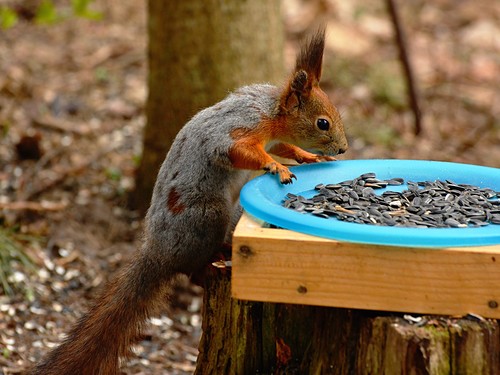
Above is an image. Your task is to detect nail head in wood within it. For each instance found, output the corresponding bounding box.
[297,285,308,294]
[239,245,252,258]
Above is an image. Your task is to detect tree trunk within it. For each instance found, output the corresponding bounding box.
[196,271,500,374]
[130,0,284,212]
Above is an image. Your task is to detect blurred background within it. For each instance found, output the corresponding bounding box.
[0,0,498,373]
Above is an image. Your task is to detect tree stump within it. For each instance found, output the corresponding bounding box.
[195,270,500,374]
[196,214,500,374]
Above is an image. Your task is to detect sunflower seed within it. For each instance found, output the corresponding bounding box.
[282,172,499,229]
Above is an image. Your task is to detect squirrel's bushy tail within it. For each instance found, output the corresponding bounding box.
[31,251,173,375]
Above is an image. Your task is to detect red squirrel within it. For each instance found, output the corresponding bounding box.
[31,28,348,375]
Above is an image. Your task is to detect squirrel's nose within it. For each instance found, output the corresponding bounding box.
[338,147,347,155]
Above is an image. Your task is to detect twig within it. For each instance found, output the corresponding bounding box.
[386,0,423,135]
[0,201,67,211]
[32,115,92,136]
[25,144,69,181]
[22,146,117,201]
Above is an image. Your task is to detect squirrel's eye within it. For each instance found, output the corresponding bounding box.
[316,118,330,131]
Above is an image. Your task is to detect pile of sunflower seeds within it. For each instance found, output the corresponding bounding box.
[282,173,500,228]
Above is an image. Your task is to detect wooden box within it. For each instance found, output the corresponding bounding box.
[232,213,500,319]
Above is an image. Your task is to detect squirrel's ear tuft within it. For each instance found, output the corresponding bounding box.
[294,26,326,85]
[280,70,309,114]
[279,27,326,114]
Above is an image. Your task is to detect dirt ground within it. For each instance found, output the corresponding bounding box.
[0,0,499,374]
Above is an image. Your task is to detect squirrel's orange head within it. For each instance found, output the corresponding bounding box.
[279,27,348,156]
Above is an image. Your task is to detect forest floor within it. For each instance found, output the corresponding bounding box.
[0,0,499,374]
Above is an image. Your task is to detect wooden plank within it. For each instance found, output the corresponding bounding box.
[232,213,500,319]
[199,269,500,373]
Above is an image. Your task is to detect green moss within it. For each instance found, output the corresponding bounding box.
[0,6,18,29]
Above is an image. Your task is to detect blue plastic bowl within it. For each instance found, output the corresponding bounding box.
[240,160,500,248]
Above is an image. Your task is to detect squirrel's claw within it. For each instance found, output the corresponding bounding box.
[264,162,296,184]
[281,173,297,185]
[278,170,296,184]
[320,155,337,162]
[295,150,337,164]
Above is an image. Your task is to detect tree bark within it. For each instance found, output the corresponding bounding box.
[197,271,500,374]
[130,0,284,212]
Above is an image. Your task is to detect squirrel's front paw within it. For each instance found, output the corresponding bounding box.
[296,151,337,164]
[318,155,337,162]
[264,162,296,184]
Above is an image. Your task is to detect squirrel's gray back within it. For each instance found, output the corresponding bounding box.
[178,83,280,172]
[153,83,279,199]
[144,84,279,271]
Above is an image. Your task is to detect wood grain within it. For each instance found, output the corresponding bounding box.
[232,213,500,318]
